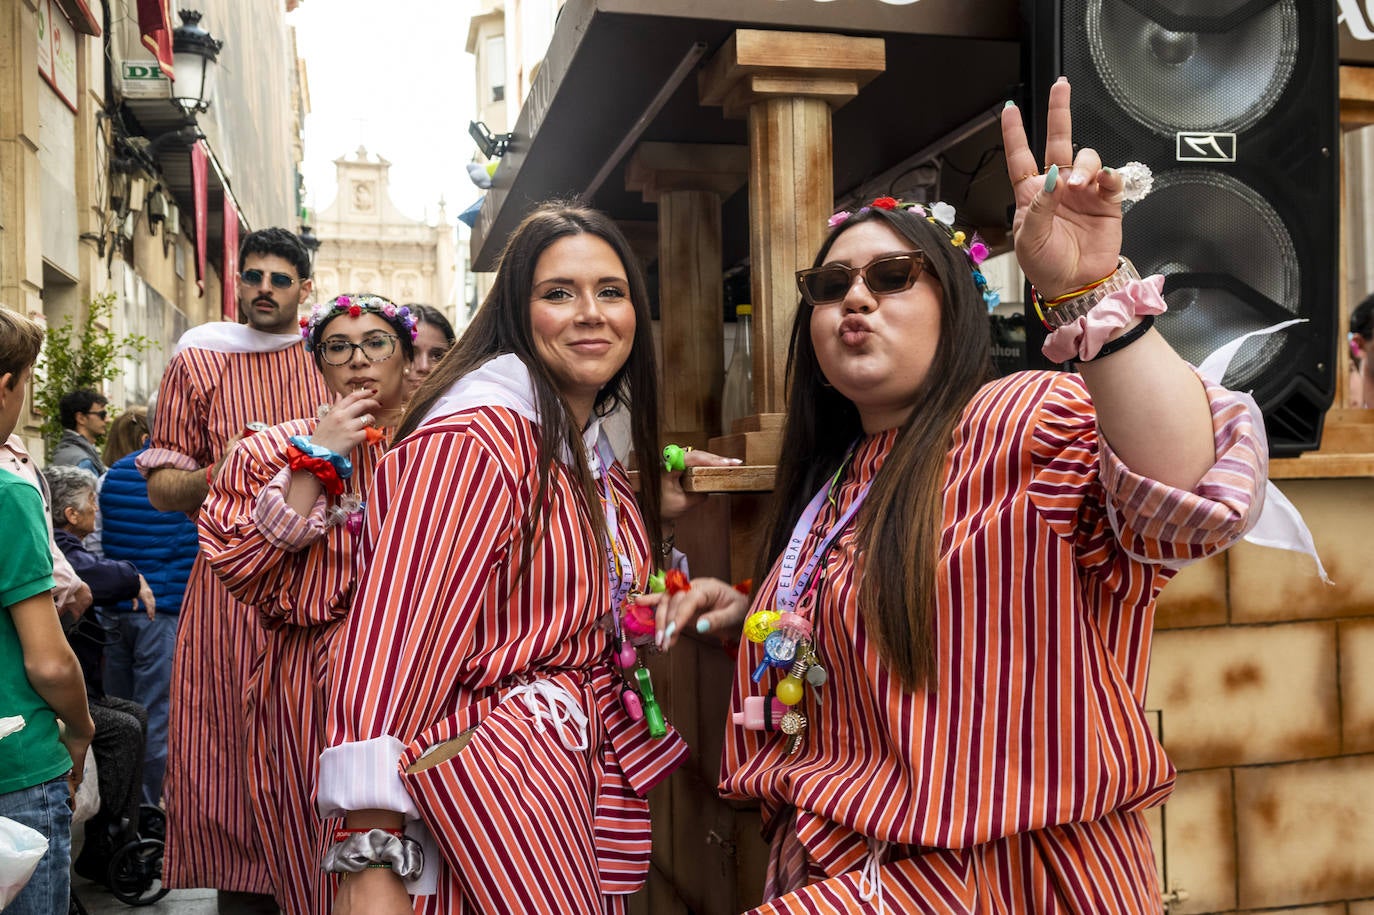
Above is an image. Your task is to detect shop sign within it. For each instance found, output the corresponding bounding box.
[121,61,171,99]
[36,0,78,112]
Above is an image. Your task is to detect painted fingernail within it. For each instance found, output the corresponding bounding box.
[1056,75,1068,84]
[1004,100,1015,109]
[697,618,711,633]
[1067,169,1085,187]
[663,621,677,645]
[1102,166,1113,175]
[726,458,743,465]
[1043,164,1059,193]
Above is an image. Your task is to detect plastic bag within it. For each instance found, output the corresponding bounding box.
[72,751,99,826]
[0,815,48,909]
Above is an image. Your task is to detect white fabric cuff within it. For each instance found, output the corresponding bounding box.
[317,736,419,820]
[317,736,440,895]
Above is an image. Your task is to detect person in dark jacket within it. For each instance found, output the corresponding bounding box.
[43,464,151,883]
[98,403,198,806]
[51,389,109,476]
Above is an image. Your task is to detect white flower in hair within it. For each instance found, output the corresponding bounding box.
[931,202,957,226]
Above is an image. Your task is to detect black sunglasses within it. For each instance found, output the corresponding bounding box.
[796,251,926,307]
[239,269,298,290]
[83,410,108,420]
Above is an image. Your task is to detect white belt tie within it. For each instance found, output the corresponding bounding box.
[503,679,589,752]
[857,836,888,914]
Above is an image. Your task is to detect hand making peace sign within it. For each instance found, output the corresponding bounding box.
[1001,77,1127,300]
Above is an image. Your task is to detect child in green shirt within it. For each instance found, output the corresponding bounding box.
[0,308,94,915]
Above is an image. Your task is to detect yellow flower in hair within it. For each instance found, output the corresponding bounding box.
[952,231,966,246]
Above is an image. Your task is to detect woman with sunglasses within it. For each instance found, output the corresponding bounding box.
[647,79,1267,911]
[196,294,416,915]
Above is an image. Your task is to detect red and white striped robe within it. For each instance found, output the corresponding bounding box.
[322,405,688,914]
[198,418,384,915]
[139,344,329,893]
[723,371,1266,914]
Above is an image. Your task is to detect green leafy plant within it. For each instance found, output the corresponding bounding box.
[33,292,156,453]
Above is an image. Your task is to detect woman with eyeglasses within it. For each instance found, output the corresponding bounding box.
[646,80,1269,912]
[196,293,416,915]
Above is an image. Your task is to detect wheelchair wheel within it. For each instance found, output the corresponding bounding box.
[106,837,170,906]
[137,804,166,843]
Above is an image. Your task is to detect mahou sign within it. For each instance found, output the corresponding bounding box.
[1341,0,1374,63]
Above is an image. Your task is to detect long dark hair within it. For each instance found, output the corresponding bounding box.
[757,206,995,690]
[398,200,665,571]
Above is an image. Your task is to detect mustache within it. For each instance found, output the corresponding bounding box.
[253,295,277,306]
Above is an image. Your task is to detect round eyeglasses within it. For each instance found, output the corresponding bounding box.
[319,334,399,366]
[795,251,926,307]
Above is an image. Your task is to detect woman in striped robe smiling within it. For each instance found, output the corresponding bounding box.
[317,202,726,914]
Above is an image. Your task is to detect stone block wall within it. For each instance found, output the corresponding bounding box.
[1147,478,1374,913]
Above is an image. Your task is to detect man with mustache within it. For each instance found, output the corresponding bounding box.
[138,227,330,914]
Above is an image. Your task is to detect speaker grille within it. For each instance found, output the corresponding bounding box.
[1081,0,1298,135]
[1123,169,1299,391]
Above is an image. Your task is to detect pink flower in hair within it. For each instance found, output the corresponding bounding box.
[827,211,851,228]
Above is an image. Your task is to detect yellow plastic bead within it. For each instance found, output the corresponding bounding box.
[743,610,780,644]
[776,676,805,706]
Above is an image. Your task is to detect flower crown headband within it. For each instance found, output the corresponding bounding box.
[300,294,420,349]
[827,197,1001,311]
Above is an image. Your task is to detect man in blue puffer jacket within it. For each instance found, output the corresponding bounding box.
[100,425,199,807]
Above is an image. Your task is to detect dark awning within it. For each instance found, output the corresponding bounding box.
[470,0,1021,269]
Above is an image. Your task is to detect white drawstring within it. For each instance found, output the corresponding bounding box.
[856,836,888,914]
[503,679,590,752]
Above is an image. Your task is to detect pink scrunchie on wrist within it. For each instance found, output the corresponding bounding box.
[1042,275,1167,364]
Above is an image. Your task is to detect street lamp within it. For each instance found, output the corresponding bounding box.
[298,224,322,256]
[171,10,222,115]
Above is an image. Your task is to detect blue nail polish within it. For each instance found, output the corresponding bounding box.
[664,621,677,640]
[696,618,711,633]
[1043,164,1059,193]
[1004,100,1015,109]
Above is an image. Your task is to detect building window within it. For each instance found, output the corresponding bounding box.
[486,35,506,105]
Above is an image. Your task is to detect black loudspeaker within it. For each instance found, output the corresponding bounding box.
[1024,0,1339,456]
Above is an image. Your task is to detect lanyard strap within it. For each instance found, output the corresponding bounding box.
[775,448,870,615]
[595,438,636,626]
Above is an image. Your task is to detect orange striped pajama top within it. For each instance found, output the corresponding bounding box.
[138,342,329,894]
[723,370,1266,914]
[198,418,385,915]
[320,404,688,914]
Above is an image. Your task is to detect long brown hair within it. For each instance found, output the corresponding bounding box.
[102,405,149,466]
[757,206,994,690]
[398,200,665,573]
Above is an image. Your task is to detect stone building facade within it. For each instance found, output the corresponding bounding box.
[309,147,460,327]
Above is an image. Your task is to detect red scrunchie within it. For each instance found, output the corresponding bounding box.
[286,444,345,496]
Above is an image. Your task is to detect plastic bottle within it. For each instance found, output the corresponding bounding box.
[721,304,753,433]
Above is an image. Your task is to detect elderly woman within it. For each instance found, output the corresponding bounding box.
[319,202,730,914]
[197,294,418,915]
[649,79,1268,912]
[43,464,152,884]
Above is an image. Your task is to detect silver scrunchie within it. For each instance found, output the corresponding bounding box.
[321,829,424,880]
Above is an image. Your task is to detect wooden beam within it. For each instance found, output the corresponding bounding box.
[699,30,886,432]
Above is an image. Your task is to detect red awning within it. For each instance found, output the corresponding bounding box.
[136,0,175,78]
